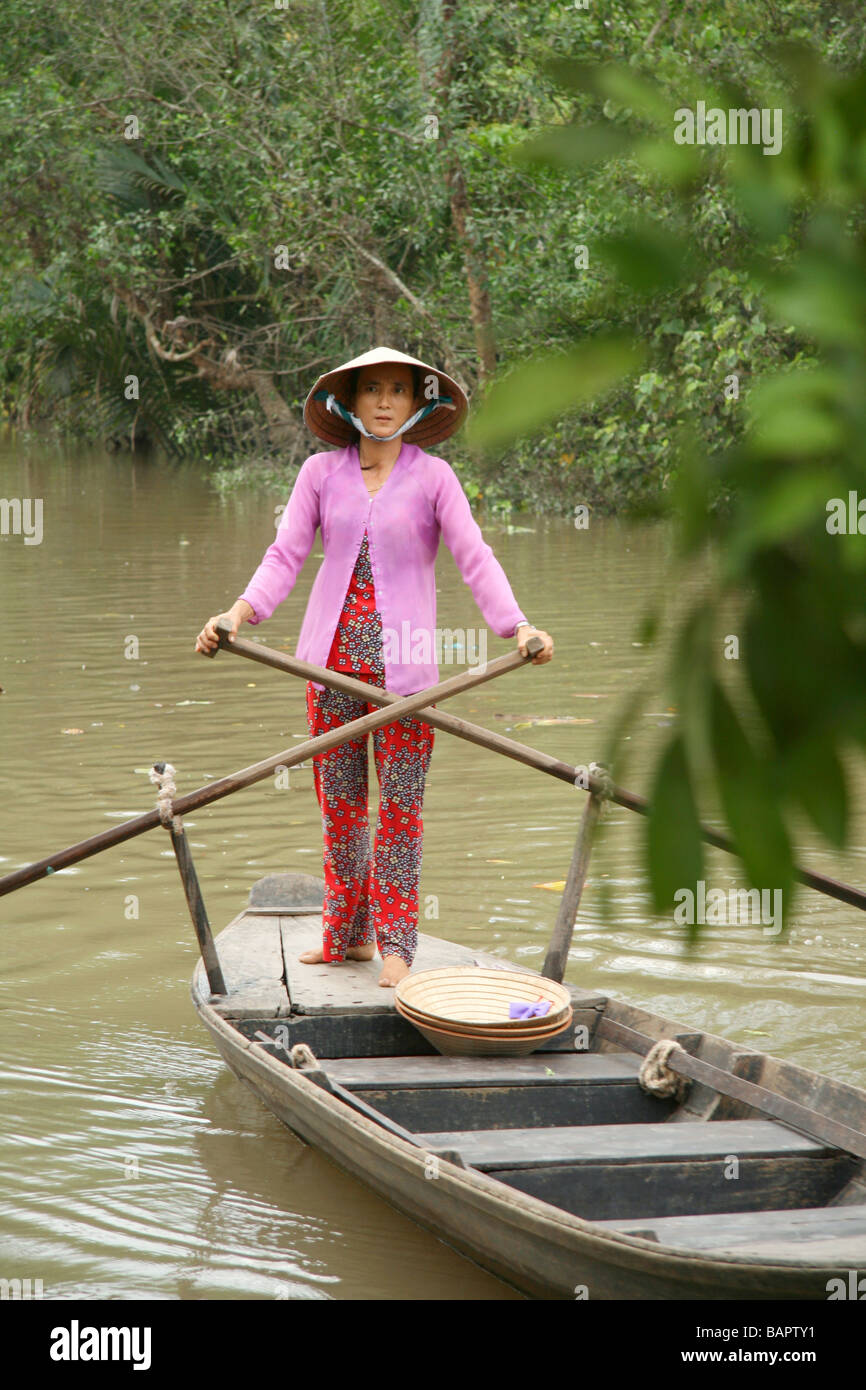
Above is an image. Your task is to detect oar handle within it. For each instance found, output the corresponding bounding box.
[200,617,234,658]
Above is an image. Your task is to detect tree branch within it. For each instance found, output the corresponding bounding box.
[338,231,469,391]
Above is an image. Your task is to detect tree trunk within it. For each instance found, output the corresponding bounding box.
[444,159,497,381]
[431,2,498,385]
[246,370,305,452]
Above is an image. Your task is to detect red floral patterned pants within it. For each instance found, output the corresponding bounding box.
[304,531,435,966]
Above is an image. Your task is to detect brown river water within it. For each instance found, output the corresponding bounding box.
[1,438,865,1300]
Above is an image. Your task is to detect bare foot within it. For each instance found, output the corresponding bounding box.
[298,944,376,966]
[379,954,410,988]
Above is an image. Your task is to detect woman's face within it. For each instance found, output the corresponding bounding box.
[352,364,419,439]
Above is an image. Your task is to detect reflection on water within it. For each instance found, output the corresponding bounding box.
[1,441,864,1299]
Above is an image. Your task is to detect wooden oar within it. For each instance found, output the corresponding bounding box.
[0,636,544,899]
[206,622,866,914]
[207,618,580,775]
[542,792,602,982]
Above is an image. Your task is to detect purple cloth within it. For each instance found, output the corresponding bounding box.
[239,443,528,696]
[509,1000,552,1019]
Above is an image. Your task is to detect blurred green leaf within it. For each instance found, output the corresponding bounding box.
[647,734,704,928]
[538,58,676,132]
[742,572,830,751]
[765,257,866,346]
[750,405,843,458]
[635,601,662,646]
[726,474,837,568]
[596,222,699,295]
[670,425,712,555]
[538,59,671,128]
[466,337,645,452]
[512,121,632,173]
[631,135,704,184]
[729,177,794,241]
[784,736,849,848]
[710,679,794,912]
[670,599,714,777]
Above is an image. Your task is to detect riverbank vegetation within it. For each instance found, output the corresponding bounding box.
[1,1,860,518]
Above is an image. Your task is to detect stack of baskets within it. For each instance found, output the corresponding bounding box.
[395,966,573,1056]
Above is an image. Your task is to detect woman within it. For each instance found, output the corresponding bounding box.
[196,345,554,987]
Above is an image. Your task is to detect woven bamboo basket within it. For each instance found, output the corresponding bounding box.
[394,1003,574,1057]
[396,966,572,1029]
[396,996,574,1040]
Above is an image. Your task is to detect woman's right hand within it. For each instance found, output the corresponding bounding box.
[195,600,253,655]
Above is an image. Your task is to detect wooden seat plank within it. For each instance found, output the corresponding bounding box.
[323,1053,642,1090]
[324,1051,675,1132]
[596,1203,866,1252]
[414,1119,831,1172]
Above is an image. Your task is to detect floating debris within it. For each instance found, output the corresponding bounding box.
[516,717,594,729]
[519,716,594,728]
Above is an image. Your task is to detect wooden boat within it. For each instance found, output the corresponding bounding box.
[191,871,866,1300]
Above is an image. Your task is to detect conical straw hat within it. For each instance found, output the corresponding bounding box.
[303,345,468,448]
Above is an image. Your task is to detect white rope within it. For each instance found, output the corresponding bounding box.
[638,1038,690,1102]
[149,762,180,831]
[289,1043,323,1074]
[588,761,614,802]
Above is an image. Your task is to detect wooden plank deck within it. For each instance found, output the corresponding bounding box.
[279,913,523,1016]
[207,904,536,1020]
[205,910,291,1018]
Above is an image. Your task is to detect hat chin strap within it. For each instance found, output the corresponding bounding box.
[314,390,455,442]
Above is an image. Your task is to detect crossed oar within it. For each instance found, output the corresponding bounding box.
[0,626,549,899]
[2,621,863,924]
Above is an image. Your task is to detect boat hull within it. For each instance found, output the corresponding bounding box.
[193,989,845,1301]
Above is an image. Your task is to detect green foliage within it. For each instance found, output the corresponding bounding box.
[466,336,645,452]
[647,735,704,942]
[0,0,854,512]
[469,29,866,934]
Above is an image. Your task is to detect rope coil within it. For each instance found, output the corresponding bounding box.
[638,1038,691,1103]
[149,762,181,831]
[289,1043,323,1075]
[588,761,614,801]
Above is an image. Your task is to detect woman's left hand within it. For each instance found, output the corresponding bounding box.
[516,624,554,664]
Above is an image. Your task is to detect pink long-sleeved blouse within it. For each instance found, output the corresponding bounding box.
[239,442,528,695]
